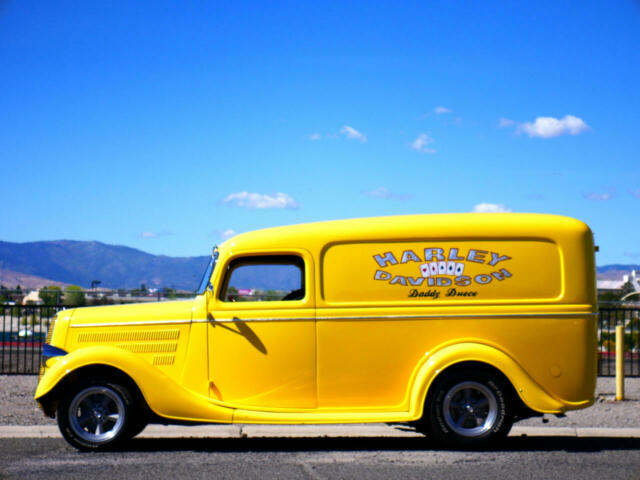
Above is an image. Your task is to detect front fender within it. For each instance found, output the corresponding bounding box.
[408,342,570,418]
[35,345,234,423]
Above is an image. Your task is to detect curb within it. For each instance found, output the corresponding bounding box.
[2,424,640,439]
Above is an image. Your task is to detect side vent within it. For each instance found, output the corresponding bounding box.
[77,329,180,343]
[76,329,181,367]
[117,343,178,354]
[153,355,175,366]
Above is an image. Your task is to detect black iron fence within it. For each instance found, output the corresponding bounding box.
[1,305,61,375]
[2,304,640,375]
[598,307,640,377]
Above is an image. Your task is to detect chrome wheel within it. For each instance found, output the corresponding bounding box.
[442,381,498,438]
[68,386,126,444]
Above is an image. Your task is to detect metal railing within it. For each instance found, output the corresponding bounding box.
[598,307,640,377]
[1,305,62,375]
[2,304,639,375]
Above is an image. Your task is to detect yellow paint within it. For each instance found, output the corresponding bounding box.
[616,324,625,400]
[35,213,598,425]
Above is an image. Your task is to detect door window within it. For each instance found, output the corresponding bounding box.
[220,256,305,302]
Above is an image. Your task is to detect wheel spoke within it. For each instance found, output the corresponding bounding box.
[455,413,468,427]
[77,413,92,427]
[84,419,96,434]
[106,413,120,422]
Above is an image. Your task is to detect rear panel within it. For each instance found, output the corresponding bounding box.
[322,239,562,305]
[317,225,597,412]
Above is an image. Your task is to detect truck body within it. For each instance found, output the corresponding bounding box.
[35,213,598,449]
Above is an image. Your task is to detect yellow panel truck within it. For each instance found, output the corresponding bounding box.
[35,213,598,450]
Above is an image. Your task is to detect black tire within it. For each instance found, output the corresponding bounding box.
[57,378,136,451]
[127,416,149,439]
[421,369,513,448]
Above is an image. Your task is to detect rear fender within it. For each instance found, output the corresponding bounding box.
[409,342,567,418]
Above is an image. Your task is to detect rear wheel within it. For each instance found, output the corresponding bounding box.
[57,379,135,451]
[421,369,513,448]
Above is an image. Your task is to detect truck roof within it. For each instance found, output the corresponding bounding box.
[221,213,590,252]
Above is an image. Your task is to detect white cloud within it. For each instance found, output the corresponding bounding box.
[340,125,367,143]
[583,189,614,201]
[472,203,512,213]
[308,133,321,141]
[222,191,299,209]
[448,116,463,127]
[221,229,237,239]
[517,115,590,138]
[140,231,172,239]
[410,133,436,154]
[362,187,411,201]
[498,117,516,128]
[434,106,452,114]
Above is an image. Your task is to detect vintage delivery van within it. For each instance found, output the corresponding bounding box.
[35,213,598,450]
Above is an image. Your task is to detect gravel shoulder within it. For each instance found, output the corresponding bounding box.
[2,375,638,428]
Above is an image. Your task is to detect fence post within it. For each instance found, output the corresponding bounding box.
[616,324,625,400]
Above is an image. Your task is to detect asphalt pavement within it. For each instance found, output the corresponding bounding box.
[1,377,639,480]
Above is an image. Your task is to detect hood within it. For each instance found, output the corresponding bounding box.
[68,299,197,326]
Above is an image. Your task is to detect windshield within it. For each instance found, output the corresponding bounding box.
[196,247,218,295]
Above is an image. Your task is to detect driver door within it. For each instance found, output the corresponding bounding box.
[207,250,316,409]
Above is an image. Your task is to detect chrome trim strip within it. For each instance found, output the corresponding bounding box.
[316,312,599,321]
[69,312,598,327]
[207,312,597,323]
[70,319,192,328]
[208,317,316,323]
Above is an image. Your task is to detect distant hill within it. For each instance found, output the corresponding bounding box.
[596,265,640,281]
[0,240,209,290]
[0,268,69,290]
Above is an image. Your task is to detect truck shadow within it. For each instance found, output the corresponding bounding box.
[120,435,640,454]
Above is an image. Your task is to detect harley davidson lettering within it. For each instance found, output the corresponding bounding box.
[372,246,513,295]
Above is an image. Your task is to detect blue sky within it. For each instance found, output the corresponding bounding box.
[1,1,638,265]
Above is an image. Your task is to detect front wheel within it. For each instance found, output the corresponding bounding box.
[422,370,513,448]
[57,379,135,451]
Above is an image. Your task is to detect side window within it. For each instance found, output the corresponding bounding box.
[220,255,305,302]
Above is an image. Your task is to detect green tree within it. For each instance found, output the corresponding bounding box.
[0,285,8,304]
[620,281,635,298]
[39,286,62,305]
[64,286,86,307]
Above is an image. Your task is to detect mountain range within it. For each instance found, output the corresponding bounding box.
[595,264,640,281]
[0,240,209,290]
[0,239,636,290]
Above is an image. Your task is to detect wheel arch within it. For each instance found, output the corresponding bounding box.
[422,361,529,420]
[36,345,235,423]
[408,342,566,420]
[37,364,150,419]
